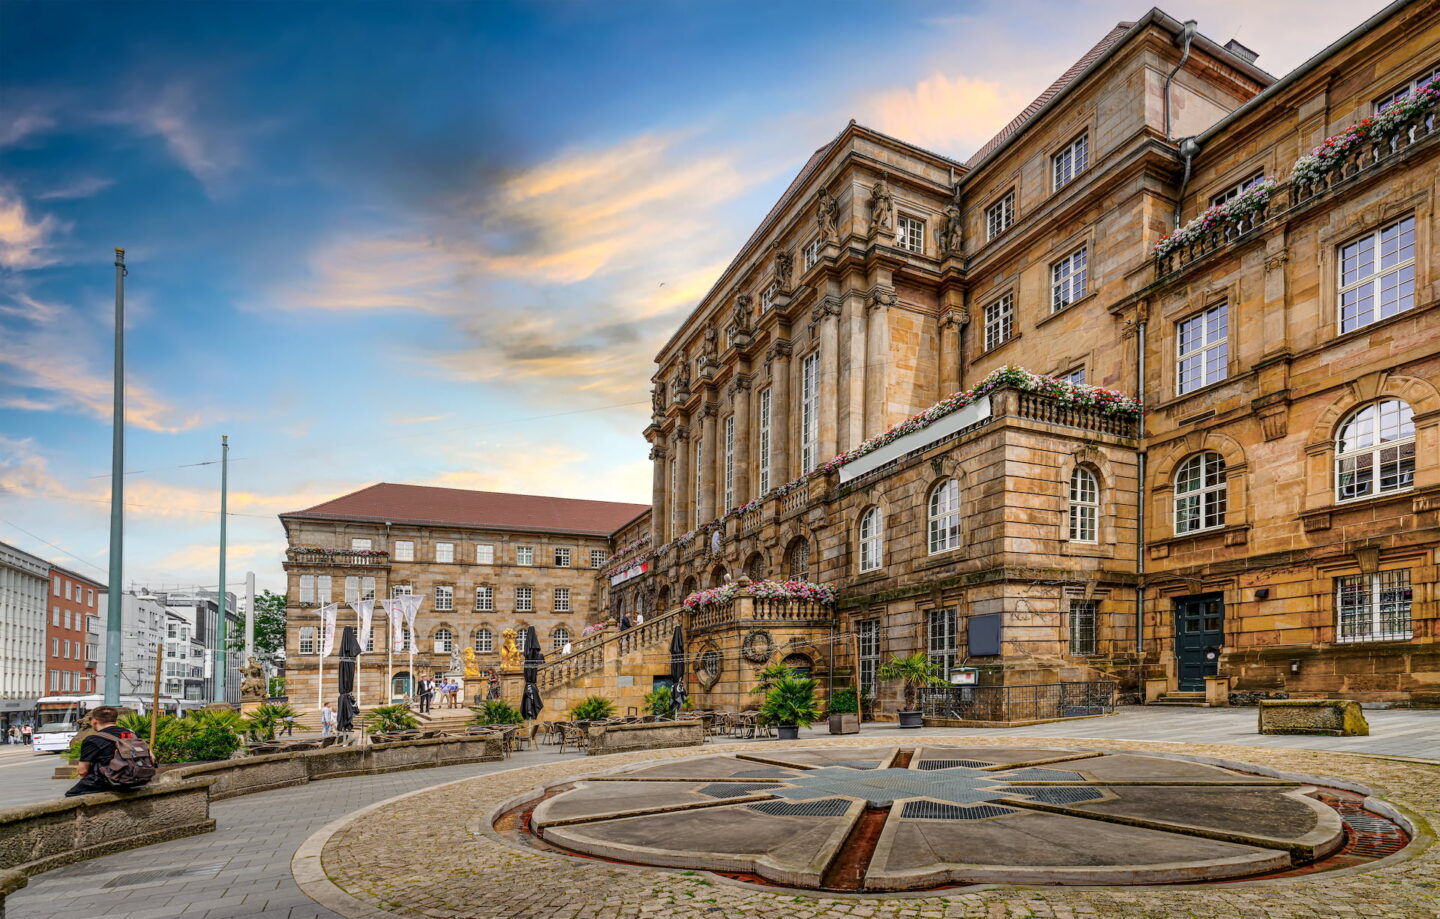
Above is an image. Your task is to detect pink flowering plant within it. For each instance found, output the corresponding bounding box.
[1292,79,1438,185]
[683,578,836,609]
[1153,177,1278,259]
[290,546,390,558]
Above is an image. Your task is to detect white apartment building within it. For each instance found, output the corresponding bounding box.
[0,540,48,731]
[96,591,167,697]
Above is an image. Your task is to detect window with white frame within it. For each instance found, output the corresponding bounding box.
[1069,467,1099,542]
[1069,600,1098,654]
[927,608,957,677]
[554,588,570,611]
[362,576,375,600]
[1176,303,1228,395]
[896,214,925,253]
[552,627,571,651]
[723,415,735,509]
[591,549,606,568]
[476,544,494,564]
[351,537,373,551]
[986,191,1014,240]
[474,628,493,653]
[1335,399,1416,501]
[345,576,359,603]
[316,575,332,604]
[760,282,778,312]
[298,626,316,655]
[928,479,961,554]
[554,547,571,567]
[1339,216,1415,333]
[983,293,1014,352]
[516,546,533,566]
[435,542,454,563]
[516,629,527,654]
[1052,133,1089,189]
[1060,367,1086,385]
[693,435,704,524]
[801,352,820,473]
[1050,247,1087,312]
[394,540,414,561]
[758,388,772,493]
[858,619,880,699]
[475,586,493,611]
[858,507,884,572]
[1174,452,1227,534]
[803,237,822,270]
[434,585,453,611]
[1209,171,1265,208]
[1375,65,1440,112]
[390,583,412,597]
[516,587,533,612]
[434,628,453,653]
[1336,569,1412,642]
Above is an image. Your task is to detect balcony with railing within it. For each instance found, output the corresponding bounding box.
[284,548,391,567]
[686,593,834,634]
[537,608,681,690]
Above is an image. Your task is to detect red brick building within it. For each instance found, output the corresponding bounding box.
[46,567,104,696]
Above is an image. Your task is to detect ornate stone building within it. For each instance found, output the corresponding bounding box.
[602,3,1440,709]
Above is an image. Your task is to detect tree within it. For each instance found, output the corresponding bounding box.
[231,590,287,659]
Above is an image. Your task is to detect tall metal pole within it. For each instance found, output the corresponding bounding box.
[243,571,255,664]
[103,249,127,706]
[214,435,229,704]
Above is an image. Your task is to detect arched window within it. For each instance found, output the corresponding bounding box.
[474,628,493,653]
[710,566,728,588]
[788,539,811,580]
[928,479,961,553]
[434,628,453,653]
[858,507,883,572]
[298,626,316,655]
[1336,400,1415,500]
[745,553,766,581]
[1068,468,1099,542]
[1174,452,1227,534]
[552,627,571,651]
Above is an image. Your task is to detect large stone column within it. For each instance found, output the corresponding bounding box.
[938,310,963,398]
[815,299,841,465]
[843,292,867,451]
[768,340,792,486]
[672,425,690,535]
[649,441,667,546]
[699,403,718,524]
[865,288,894,439]
[731,374,752,506]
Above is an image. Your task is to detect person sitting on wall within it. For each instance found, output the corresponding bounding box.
[65,706,155,797]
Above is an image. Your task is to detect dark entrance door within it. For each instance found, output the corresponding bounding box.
[1174,595,1224,691]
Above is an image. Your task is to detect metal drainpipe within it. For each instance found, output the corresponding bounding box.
[1175,137,1200,229]
[1163,20,1197,142]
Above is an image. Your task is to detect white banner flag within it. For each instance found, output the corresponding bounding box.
[319,603,339,657]
[379,599,403,650]
[398,593,423,652]
[350,599,376,652]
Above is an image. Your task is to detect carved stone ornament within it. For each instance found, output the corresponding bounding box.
[867,288,897,312]
[732,293,753,334]
[648,443,667,461]
[1257,404,1288,441]
[695,646,722,690]
[939,198,963,255]
[816,188,839,242]
[938,308,969,329]
[652,380,668,415]
[811,297,842,323]
[868,174,894,240]
[673,356,692,394]
[772,243,794,290]
[742,629,774,664]
[702,324,719,361]
[1264,249,1290,273]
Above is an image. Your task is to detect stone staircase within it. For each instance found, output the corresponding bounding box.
[533,609,682,716]
[1151,691,1208,707]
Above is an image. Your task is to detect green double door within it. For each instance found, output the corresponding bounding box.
[1174,595,1224,692]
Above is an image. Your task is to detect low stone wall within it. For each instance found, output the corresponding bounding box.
[0,778,215,908]
[587,720,703,756]
[1258,699,1370,736]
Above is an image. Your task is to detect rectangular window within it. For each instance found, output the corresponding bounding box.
[299,575,315,603]
[983,293,1014,351]
[517,587,533,612]
[88,589,94,606]
[1337,570,1413,643]
[390,584,412,597]
[801,351,820,473]
[345,576,359,603]
[394,540,414,562]
[52,637,59,656]
[693,436,704,525]
[1052,133,1089,189]
[1050,246,1087,312]
[758,388,772,494]
[434,586,453,611]
[475,586,493,611]
[64,609,71,630]
[1375,65,1440,112]
[927,608,957,677]
[516,546,533,566]
[476,544,494,564]
[350,537,372,551]
[1176,303,1228,395]
[1339,216,1415,333]
[1069,600,1098,654]
[1061,367,1086,386]
[896,214,925,253]
[803,237,822,270]
[985,191,1014,240]
[435,542,454,563]
[723,415,735,510]
[362,576,375,601]
[555,547,571,567]
[1209,171,1265,208]
[760,282,778,312]
[52,606,59,627]
[53,576,60,596]
[555,588,571,612]
[50,670,59,691]
[591,549,607,568]
[65,581,71,600]
[317,575,332,604]
[299,627,315,655]
[858,619,880,700]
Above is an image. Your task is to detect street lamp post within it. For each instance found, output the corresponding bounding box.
[103,248,127,706]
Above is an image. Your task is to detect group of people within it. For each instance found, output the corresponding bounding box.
[5,724,33,745]
[415,678,464,712]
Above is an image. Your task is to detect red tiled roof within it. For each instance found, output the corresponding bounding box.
[282,483,649,537]
[966,22,1134,169]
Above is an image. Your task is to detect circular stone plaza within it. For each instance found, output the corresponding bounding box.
[6,710,1435,919]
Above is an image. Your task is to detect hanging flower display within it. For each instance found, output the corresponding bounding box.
[1292,79,1438,185]
[682,578,837,609]
[290,546,390,558]
[1153,177,1278,259]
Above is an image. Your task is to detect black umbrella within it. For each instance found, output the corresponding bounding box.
[669,625,687,717]
[336,626,362,733]
[520,626,545,720]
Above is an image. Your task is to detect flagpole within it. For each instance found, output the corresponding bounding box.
[103,248,127,706]
[317,607,324,717]
[215,434,229,704]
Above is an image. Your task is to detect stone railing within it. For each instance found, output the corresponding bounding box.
[537,608,682,690]
[740,503,767,535]
[783,489,807,514]
[752,597,833,622]
[1015,391,1139,439]
[687,600,738,632]
[687,594,834,634]
[285,548,390,567]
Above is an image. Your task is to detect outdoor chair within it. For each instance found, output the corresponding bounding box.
[557,722,589,754]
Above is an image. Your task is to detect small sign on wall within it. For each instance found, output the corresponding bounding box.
[950,668,979,685]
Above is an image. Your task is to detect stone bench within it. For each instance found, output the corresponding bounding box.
[1258,699,1370,736]
[586,719,704,755]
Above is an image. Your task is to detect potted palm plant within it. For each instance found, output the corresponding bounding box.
[826,687,860,734]
[758,675,821,740]
[876,652,946,728]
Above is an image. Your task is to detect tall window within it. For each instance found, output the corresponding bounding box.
[434,586,453,611]
[476,544,494,564]
[553,627,571,651]
[516,587,533,612]
[801,352,820,473]
[694,435,704,524]
[803,237,821,270]
[983,294,1014,351]
[1068,468,1099,543]
[298,627,316,655]
[554,588,571,612]
[591,549,606,568]
[928,479,961,554]
[723,415,735,509]
[351,537,373,551]
[1177,303,1228,395]
[758,388,772,493]
[986,191,1014,240]
[788,540,810,580]
[516,546,533,566]
[1174,453,1227,534]
[434,628,453,653]
[474,628,493,653]
[1339,216,1416,334]
[394,540,414,561]
[927,608,957,677]
[896,214,925,253]
[475,586,493,611]
[1052,133,1089,189]
[345,576,359,603]
[1337,570,1412,643]
[316,575,332,604]
[760,282,778,313]
[554,548,571,567]
[516,629,527,654]
[1209,171,1265,208]
[1069,601,1098,654]
[858,507,884,572]
[435,542,454,563]
[858,619,880,699]
[361,577,376,600]
[1336,400,1415,500]
[1050,247,1087,312]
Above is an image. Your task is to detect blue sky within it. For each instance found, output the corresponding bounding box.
[0,0,1376,593]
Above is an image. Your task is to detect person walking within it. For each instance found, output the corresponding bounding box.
[65,706,155,797]
[21,723,32,746]
[6,725,18,745]
[282,714,295,737]
[320,702,336,736]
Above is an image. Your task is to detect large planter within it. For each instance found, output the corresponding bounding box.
[897,710,923,729]
[827,713,859,734]
[775,725,800,740]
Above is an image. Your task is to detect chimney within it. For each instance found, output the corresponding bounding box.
[1223,39,1259,65]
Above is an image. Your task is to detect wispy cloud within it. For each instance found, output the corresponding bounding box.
[0,188,63,269]
[36,175,113,200]
[859,73,1034,157]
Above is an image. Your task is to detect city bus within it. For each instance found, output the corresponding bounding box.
[30,694,196,753]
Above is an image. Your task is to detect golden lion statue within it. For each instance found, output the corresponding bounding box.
[499,628,522,669]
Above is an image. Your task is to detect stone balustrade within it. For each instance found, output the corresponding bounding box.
[284,548,390,567]
[538,608,683,690]
[1015,391,1139,439]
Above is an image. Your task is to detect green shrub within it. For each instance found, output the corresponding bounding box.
[470,700,522,725]
[876,652,947,711]
[758,676,821,729]
[244,703,297,741]
[267,676,286,698]
[63,735,83,763]
[364,703,420,735]
[827,687,859,715]
[182,724,244,761]
[570,696,615,721]
[643,686,673,717]
[750,663,797,694]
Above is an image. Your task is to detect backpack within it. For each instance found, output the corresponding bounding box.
[93,730,157,787]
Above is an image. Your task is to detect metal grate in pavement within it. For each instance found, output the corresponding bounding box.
[997,785,1104,804]
[699,782,783,798]
[900,800,1016,820]
[999,767,1084,781]
[916,759,991,770]
[102,863,227,888]
[746,798,851,817]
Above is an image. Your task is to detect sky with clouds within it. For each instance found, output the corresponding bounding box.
[0,0,1379,595]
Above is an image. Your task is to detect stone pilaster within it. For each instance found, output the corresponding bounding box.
[699,403,718,524]
[938,308,966,397]
[814,298,841,464]
[865,287,895,439]
[730,374,752,506]
[767,339,792,486]
[649,442,667,546]
[672,424,690,535]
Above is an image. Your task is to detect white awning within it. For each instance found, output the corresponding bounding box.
[839,395,992,483]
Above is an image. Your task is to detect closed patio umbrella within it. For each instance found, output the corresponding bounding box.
[669,625,687,716]
[336,626,362,733]
[521,626,545,721]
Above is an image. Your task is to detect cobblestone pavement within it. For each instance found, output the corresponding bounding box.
[318,736,1440,919]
